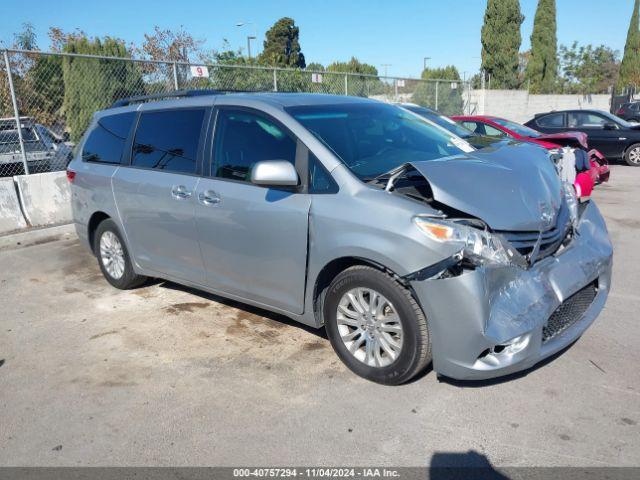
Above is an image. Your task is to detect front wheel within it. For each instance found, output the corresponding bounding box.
[624,143,640,166]
[324,266,431,385]
[93,219,147,289]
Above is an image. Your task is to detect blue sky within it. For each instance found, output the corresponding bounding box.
[0,0,635,78]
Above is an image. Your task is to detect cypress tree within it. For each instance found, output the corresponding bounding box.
[618,0,640,91]
[62,37,142,141]
[480,0,524,89]
[526,0,558,93]
[259,17,305,69]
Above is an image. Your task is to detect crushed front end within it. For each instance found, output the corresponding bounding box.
[409,199,612,380]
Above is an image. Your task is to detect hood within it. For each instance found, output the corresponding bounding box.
[533,131,589,150]
[408,142,562,231]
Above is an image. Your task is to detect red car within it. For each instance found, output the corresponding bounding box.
[452,115,610,195]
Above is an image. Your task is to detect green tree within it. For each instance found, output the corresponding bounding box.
[480,0,524,89]
[559,42,619,94]
[618,0,640,91]
[412,66,463,115]
[526,0,558,93]
[259,17,305,68]
[61,36,143,141]
[326,57,381,96]
[306,62,325,71]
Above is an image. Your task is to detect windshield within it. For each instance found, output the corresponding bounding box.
[491,118,541,138]
[404,106,477,139]
[287,103,470,180]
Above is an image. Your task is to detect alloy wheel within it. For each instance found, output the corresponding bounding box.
[336,287,403,367]
[629,147,640,165]
[99,231,125,280]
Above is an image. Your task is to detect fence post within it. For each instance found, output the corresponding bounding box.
[344,74,348,96]
[273,69,278,92]
[435,81,439,111]
[3,50,29,175]
[172,62,179,90]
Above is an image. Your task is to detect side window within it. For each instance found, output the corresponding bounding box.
[309,154,338,194]
[82,112,136,164]
[132,109,205,174]
[537,113,564,128]
[568,112,607,128]
[213,109,296,182]
[461,121,482,134]
[483,124,507,137]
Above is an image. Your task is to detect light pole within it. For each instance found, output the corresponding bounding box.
[381,63,392,77]
[236,22,257,58]
[423,56,431,71]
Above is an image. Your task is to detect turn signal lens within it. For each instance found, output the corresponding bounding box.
[414,219,453,241]
[66,169,76,183]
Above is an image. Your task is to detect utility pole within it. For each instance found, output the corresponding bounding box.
[381,63,392,77]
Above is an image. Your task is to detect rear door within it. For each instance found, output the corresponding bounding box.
[532,112,566,134]
[194,107,311,314]
[566,111,623,157]
[113,107,209,283]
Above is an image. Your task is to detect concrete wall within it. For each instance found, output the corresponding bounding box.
[13,171,72,228]
[466,90,611,123]
[0,178,28,234]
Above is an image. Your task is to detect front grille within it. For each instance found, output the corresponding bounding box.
[497,203,571,262]
[542,282,598,343]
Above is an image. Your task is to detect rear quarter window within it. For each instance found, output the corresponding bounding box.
[82,112,136,164]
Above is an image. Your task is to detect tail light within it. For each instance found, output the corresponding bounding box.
[66,168,76,183]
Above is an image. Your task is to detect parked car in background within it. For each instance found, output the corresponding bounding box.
[69,91,612,385]
[615,101,640,122]
[452,115,609,195]
[525,109,640,166]
[0,117,73,176]
[452,115,589,150]
[398,104,502,149]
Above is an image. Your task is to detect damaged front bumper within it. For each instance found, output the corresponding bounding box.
[410,200,613,381]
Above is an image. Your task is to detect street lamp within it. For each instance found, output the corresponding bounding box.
[236,22,257,59]
[423,56,431,71]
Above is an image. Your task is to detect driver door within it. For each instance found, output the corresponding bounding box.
[567,111,623,158]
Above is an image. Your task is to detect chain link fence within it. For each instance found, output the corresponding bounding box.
[0,49,471,177]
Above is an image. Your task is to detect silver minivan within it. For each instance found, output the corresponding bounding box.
[69,91,613,384]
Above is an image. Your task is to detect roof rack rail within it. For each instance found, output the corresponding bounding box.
[110,89,223,108]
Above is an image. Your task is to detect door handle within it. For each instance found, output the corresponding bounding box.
[198,190,221,206]
[171,185,192,200]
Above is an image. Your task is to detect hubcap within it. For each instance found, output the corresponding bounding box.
[629,147,640,164]
[99,231,125,279]
[336,288,403,368]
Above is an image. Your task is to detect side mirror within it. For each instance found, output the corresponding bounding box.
[250,160,299,187]
[603,122,618,130]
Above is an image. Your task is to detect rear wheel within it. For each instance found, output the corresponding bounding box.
[324,265,431,385]
[625,143,640,166]
[93,219,147,289]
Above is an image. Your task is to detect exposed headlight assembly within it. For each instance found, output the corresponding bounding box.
[562,181,579,229]
[413,216,528,268]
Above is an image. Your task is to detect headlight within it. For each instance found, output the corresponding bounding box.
[562,181,579,229]
[413,216,527,268]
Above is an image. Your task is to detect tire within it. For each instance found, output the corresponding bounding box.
[624,143,640,166]
[324,265,431,385]
[93,219,147,289]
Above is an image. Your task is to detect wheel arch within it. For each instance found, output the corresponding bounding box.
[87,211,111,253]
[312,256,410,327]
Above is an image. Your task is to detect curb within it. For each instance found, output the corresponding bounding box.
[0,223,76,251]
